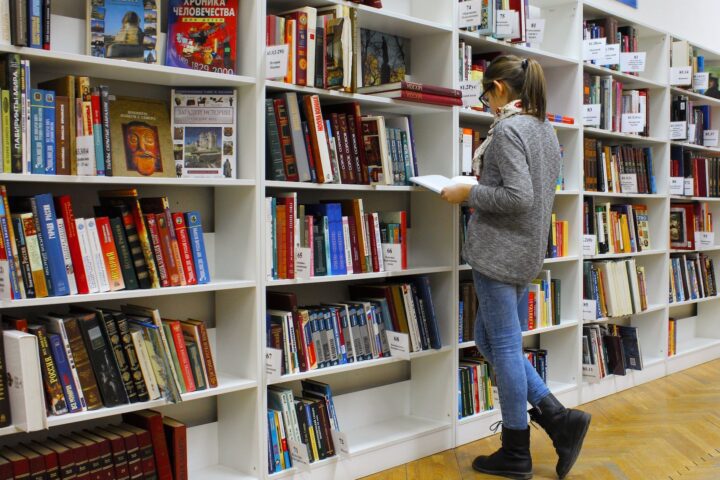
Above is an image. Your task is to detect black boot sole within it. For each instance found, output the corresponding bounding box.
[472,461,533,480]
[557,411,592,479]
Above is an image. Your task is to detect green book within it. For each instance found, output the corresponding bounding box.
[184,339,206,391]
[162,323,186,393]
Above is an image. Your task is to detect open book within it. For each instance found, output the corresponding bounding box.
[409,175,478,194]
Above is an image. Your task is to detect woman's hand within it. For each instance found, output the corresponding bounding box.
[440,183,473,204]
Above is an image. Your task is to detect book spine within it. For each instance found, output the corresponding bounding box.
[194,322,218,388]
[264,98,286,181]
[42,90,55,174]
[48,333,83,413]
[167,322,196,393]
[42,0,49,49]
[30,89,44,173]
[63,317,103,409]
[117,206,151,289]
[2,90,11,174]
[134,430,157,479]
[99,86,113,176]
[28,0,41,48]
[90,91,104,176]
[294,12,308,86]
[33,193,70,295]
[55,195,88,293]
[161,323,187,394]
[185,211,210,284]
[273,99,300,181]
[114,314,149,402]
[85,217,111,293]
[77,314,128,407]
[75,219,100,294]
[11,215,36,298]
[155,211,183,287]
[185,341,206,390]
[121,413,172,480]
[171,213,197,286]
[96,217,125,291]
[100,312,138,403]
[131,330,160,400]
[29,198,54,297]
[144,214,169,288]
[388,90,464,106]
[304,95,333,183]
[55,219,78,295]
[6,53,22,172]
[130,202,160,289]
[31,326,69,416]
[109,216,139,290]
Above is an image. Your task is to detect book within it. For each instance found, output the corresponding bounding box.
[166,0,237,74]
[360,29,410,87]
[88,0,159,63]
[93,428,131,480]
[47,332,83,413]
[121,424,157,479]
[162,319,196,393]
[2,329,46,431]
[130,329,161,400]
[32,193,70,296]
[182,318,217,388]
[122,410,173,480]
[171,213,197,286]
[108,97,174,177]
[162,417,188,480]
[409,174,478,194]
[0,332,10,426]
[369,89,464,106]
[96,217,126,291]
[171,88,237,178]
[184,210,210,284]
[85,217,112,293]
[27,324,68,416]
[106,215,139,290]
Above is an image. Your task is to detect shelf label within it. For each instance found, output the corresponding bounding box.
[331,430,350,456]
[526,19,545,44]
[685,178,694,196]
[265,348,283,380]
[583,104,601,127]
[688,124,697,143]
[669,177,684,195]
[266,44,289,79]
[459,80,482,108]
[669,121,687,140]
[582,235,597,256]
[295,247,312,279]
[381,243,403,271]
[495,10,513,36]
[603,44,620,66]
[620,173,639,193]
[695,231,715,248]
[386,331,410,359]
[288,439,310,466]
[620,52,646,73]
[670,66,693,86]
[621,113,644,133]
[704,130,719,147]
[458,0,483,28]
[693,72,710,91]
[583,38,606,62]
[582,299,598,321]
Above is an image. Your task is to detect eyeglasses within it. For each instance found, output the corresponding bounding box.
[480,84,493,109]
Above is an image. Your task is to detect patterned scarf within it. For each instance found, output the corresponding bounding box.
[472,100,524,176]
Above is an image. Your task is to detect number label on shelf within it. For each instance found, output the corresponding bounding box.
[526,19,545,44]
[603,44,620,65]
[583,235,597,256]
[619,52,646,73]
[381,243,403,271]
[670,66,693,86]
[583,104,601,127]
[688,124,697,143]
[704,130,719,147]
[621,113,644,133]
[265,348,283,380]
[669,121,687,140]
[266,44,289,78]
[458,0,483,28]
[386,331,410,359]
[695,231,715,249]
[295,247,312,279]
[331,430,350,456]
[583,38,606,62]
[459,80,482,108]
[582,300,598,321]
[684,178,694,196]
[669,177,684,195]
[693,72,710,91]
[620,174,639,194]
[288,439,310,466]
[495,10,513,36]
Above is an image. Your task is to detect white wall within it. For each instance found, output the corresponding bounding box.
[590,0,720,50]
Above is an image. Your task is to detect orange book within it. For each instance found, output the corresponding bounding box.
[144,213,170,288]
[284,19,295,84]
[95,217,125,291]
[162,320,196,393]
[276,203,287,279]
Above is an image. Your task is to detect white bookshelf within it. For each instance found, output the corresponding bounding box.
[1,1,719,479]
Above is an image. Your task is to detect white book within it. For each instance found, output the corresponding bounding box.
[356,302,378,358]
[55,218,78,295]
[410,174,478,194]
[461,129,473,174]
[265,197,274,279]
[0,1,10,46]
[85,218,111,293]
[342,216,353,274]
[38,315,87,411]
[3,330,48,431]
[131,330,161,400]
[384,116,417,177]
[372,213,384,272]
[74,218,100,294]
[400,283,422,352]
[325,302,356,362]
[307,95,333,183]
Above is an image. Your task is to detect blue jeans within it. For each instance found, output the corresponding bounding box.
[472,270,551,429]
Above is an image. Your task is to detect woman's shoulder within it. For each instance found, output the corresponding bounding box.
[495,114,550,137]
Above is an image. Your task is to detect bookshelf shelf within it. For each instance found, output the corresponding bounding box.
[672,338,720,358]
[556,189,581,196]
[669,87,720,108]
[582,191,666,199]
[458,321,580,349]
[266,266,453,286]
[457,409,497,426]
[669,295,720,308]
[458,31,578,67]
[583,303,667,324]
[584,249,667,260]
[543,255,580,264]
[0,174,257,187]
[0,425,21,437]
[582,63,666,89]
[669,141,720,155]
[669,195,720,202]
[265,180,423,192]
[344,416,450,456]
[670,246,720,253]
[583,127,667,144]
[192,466,259,480]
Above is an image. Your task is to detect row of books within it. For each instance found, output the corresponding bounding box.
[583,140,656,194]
[458,41,484,111]
[0,305,215,431]
[0,188,209,301]
[0,410,187,480]
[525,348,548,383]
[458,0,534,45]
[668,317,678,356]
[671,147,720,198]
[582,324,643,383]
[583,198,652,256]
[458,353,495,419]
[266,194,406,279]
[670,39,717,97]
[266,94,419,185]
[583,74,649,136]
[669,253,717,304]
[459,127,484,175]
[583,18,638,73]
[671,95,711,145]
[267,380,339,472]
[546,214,570,258]
[670,202,712,250]
[1,0,51,50]
[583,259,648,320]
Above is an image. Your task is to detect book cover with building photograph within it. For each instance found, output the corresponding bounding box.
[87,0,159,63]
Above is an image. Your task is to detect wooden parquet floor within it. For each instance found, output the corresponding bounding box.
[362,359,720,480]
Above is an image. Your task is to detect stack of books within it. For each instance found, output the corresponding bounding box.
[669,253,717,303]
[583,324,643,383]
[583,259,649,319]
[583,199,652,255]
[583,140,656,194]
[357,81,463,107]
[672,146,720,197]
[458,352,495,419]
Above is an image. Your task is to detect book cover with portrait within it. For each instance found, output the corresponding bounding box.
[87,0,159,63]
[109,96,174,177]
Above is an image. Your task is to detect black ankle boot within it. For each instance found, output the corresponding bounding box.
[472,425,533,480]
[529,393,591,479]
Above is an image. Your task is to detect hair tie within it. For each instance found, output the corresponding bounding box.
[521,59,529,70]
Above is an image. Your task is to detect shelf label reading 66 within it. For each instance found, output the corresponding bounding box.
[266,45,289,78]
[386,331,410,359]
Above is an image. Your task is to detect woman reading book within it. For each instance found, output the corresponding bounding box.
[441,55,591,480]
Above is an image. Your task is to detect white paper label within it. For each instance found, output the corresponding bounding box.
[76,135,96,176]
[695,231,715,248]
[582,299,598,321]
[669,121,687,140]
[685,178,694,196]
[386,331,410,360]
[509,11,520,39]
[693,72,710,91]
[495,10,513,36]
[381,243,403,272]
[288,439,310,465]
[688,124,697,143]
[265,348,283,380]
[458,0,483,28]
[704,130,719,147]
[583,235,597,256]
[621,113,644,133]
[583,38,606,62]
[670,66,693,86]
[620,52,646,73]
[295,247,312,279]
[669,177,685,195]
[330,430,350,456]
[620,173,639,193]
[583,104,601,127]
[603,44,620,65]
[266,44,289,79]
[526,19,545,44]
[459,80,481,108]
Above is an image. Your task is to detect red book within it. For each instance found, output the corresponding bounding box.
[101,426,142,480]
[276,196,295,279]
[122,411,172,480]
[273,98,300,181]
[144,214,170,288]
[171,213,198,285]
[285,12,308,86]
[43,439,76,480]
[78,431,114,480]
[10,445,45,480]
[328,112,350,183]
[276,204,287,279]
[57,436,90,480]
[55,195,89,294]
[162,417,188,480]
[0,448,29,479]
[359,81,462,98]
[528,291,536,330]
[365,214,379,272]
[472,365,481,413]
[163,320,197,392]
[2,314,28,331]
[0,455,12,479]
[95,217,125,291]
[27,442,59,480]
[346,219,361,274]
[121,425,156,479]
[154,212,183,287]
[93,428,130,480]
[323,103,369,184]
[369,89,463,106]
[70,434,102,480]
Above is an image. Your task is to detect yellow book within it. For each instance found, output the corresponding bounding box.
[18,213,49,298]
[551,213,557,254]
[620,214,632,253]
[561,220,569,257]
[273,411,286,470]
[1,90,10,173]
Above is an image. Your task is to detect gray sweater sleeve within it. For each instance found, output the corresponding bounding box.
[468,124,534,213]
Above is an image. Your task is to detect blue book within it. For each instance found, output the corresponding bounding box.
[306,203,346,275]
[458,301,464,343]
[348,306,363,361]
[32,193,70,296]
[185,211,210,284]
[309,311,324,368]
[267,410,282,472]
[270,197,277,279]
[28,0,43,49]
[300,379,340,431]
[697,55,706,94]
[30,89,45,174]
[328,308,346,365]
[413,276,442,349]
[0,200,21,299]
[48,332,83,413]
[43,90,56,175]
[644,147,656,194]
